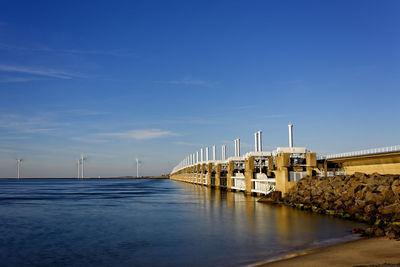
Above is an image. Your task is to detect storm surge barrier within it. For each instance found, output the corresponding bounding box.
[170,124,400,196]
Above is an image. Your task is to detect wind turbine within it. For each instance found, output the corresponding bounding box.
[77,159,81,178]
[136,158,141,178]
[81,154,88,178]
[16,158,22,179]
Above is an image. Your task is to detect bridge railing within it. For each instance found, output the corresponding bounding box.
[317,145,400,160]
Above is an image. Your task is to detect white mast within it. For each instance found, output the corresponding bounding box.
[77,159,81,178]
[212,145,216,161]
[81,154,85,178]
[16,158,22,179]
[288,123,293,148]
[254,132,258,152]
[136,158,139,177]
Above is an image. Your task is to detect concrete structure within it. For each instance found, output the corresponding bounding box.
[318,145,400,176]
[170,126,400,196]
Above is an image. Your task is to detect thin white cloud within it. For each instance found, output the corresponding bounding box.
[104,129,179,140]
[0,113,68,135]
[0,76,46,83]
[0,65,82,79]
[65,109,110,116]
[71,137,108,143]
[156,77,215,87]
[0,43,136,57]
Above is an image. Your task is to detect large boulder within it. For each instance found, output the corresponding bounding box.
[365,191,384,206]
[378,203,400,216]
[364,204,376,214]
[355,199,366,210]
[392,180,400,196]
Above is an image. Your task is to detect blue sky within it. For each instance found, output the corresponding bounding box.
[0,0,399,177]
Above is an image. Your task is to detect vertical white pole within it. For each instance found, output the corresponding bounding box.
[81,154,84,179]
[254,132,258,152]
[196,151,199,163]
[205,147,209,161]
[17,160,20,179]
[258,131,262,152]
[237,138,240,157]
[212,145,216,160]
[234,139,237,157]
[222,145,226,161]
[136,158,139,177]
[288,123,293,148]
[77,159,80,178]
[200,148,204,162]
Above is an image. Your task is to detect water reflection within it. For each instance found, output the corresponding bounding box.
[176,181,363,265]
[0,179,364,267]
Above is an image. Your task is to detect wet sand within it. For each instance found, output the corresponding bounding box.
[257,237,400,267]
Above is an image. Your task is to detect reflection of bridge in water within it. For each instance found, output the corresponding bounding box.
[170,124,400,195]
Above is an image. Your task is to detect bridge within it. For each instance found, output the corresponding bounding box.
[170,124,400,195]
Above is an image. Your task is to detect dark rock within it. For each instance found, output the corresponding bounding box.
[365,191,384,206]
[355,199,366,209]
[353,172,368,179]
[352,228,365,234]
[365,226,376,236]
[378,203,400,216]
[258,191,282,203]
[374,228,385,237]
[334,199,344,209]
[364,204,376,214]
[321,202,329,210]
[386,230,398,239]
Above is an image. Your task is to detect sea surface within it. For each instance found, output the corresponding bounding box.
[0,179,365,267]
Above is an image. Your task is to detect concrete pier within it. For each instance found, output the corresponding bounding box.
[170,127,400,197]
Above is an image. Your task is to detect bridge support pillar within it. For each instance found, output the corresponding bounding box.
[201,164,206,185]
[267,157,274,177]
[196,164,201,184]
[192,166,195,183]
[227,161,234,191]
[215,164,221,188]
[245,156,254,195]
[306,153,317,177]
[274,153,296,195]
[206,163,212,186]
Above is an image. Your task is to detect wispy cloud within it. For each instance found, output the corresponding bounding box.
[103,129,179,140]
[65,109,110,116]
[156,77,215,87]
[0,43,136,57]
[0,113,68,135]
[0,65,82,79]
[70,137,108,143]
[0,76,46,83]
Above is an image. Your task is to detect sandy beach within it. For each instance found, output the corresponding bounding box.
[257,237,400,267]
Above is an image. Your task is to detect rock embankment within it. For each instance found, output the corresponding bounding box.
[283,172,400,239]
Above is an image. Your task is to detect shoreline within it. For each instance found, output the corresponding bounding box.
[253,237,400,267]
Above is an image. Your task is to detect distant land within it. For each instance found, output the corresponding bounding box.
[0,175,170,179]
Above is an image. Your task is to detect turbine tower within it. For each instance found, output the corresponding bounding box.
[16,158,22,179]
[80,154,87,178]
[77,159,81,179]
[136,158,140,178]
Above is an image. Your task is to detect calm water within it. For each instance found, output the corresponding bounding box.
[0,179,364,266]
